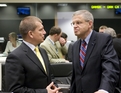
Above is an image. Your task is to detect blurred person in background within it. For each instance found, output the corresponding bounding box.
[103,27,117,38]
[99,25,108,33]
[103,28,121,88]
[113,34,121,60]
[3,32,22,56]
[40,26,69,63]
[59,32,68,59]
[104,28,121,60]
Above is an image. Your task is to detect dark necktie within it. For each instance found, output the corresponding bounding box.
[80,40,87,68]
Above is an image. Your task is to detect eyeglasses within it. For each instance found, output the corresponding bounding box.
[71,20,89,27]
[71,21,82,27]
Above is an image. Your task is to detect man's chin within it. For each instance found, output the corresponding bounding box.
[75,33,79,36]
[41,40,44,42]
[40,40,44,43]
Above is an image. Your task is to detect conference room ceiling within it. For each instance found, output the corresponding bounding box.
[0,0,121,3]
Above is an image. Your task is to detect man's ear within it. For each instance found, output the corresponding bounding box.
[54,34,58,37]
[28,31,33,38]
[89,20,93,28]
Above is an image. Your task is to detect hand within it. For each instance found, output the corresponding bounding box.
[59,37,66,46]
[46,82,61,93]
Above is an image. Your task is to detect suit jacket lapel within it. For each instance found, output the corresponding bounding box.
[74,40,82,71]
[50,43,59,56]
[39,48,49,75]
[22,43,47,75]
[82,31,97,71]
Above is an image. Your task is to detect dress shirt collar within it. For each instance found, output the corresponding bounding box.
[23,40,36,52]
[48,36,55,45]
[81,30,93,45]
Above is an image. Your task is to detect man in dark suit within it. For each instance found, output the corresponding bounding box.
[70,10,120,93]
[5,16,60,93]
[67,41,75,62]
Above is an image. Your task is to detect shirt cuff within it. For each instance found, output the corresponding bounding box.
[99,89,108,93]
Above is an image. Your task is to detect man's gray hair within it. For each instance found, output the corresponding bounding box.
[73,10,94,23]
[104,27,117,38]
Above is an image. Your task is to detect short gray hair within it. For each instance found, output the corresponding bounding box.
[73,10,94,23]
[104,27,117,38]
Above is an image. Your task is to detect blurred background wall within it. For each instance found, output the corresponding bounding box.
[0,2,121,41]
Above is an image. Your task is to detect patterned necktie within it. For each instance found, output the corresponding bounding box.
[80,40,87,68]
[34,46,47,73]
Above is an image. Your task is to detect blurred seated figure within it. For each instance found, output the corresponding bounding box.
[103,28,121,60]
[59,32,68,59]
[3,32,22,56]
[67,41,75,62]
[113,34,121,60]
[117,34,121,38]
[103,27,117,38]
[40,26,69,63]
[99,25,108,33]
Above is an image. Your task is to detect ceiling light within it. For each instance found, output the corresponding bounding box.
[0,4,7,7]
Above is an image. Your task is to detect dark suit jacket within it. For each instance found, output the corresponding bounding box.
[67,41,75,62]
[70,31,120,93]
[5,42,51,93]
[113,37,121,59]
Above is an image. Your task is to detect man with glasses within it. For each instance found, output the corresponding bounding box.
[70,10,119,93]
